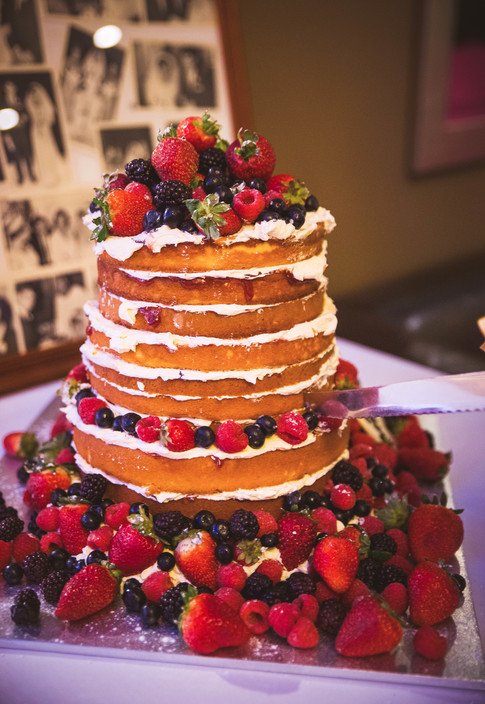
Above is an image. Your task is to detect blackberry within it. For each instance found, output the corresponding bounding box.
[23,550,51,584]
[10,588,40,626]
[153,511,192,541]
[153,180,191,209]
[198,147,226,175]
[241,572,273,600]
[286,572,316,599]
[0,515,24,541]
[125,158,159,188]
[160,583,190,623]
[369,533,397,556]
[331,460,364,492]
[41,570,69,604]
[229,509,259,541]
[79,474,108,503]
[375,564,408,593]
[261,581,292,606]
[318,599,347,636]
[0,505,18,521]
[356,557,383,590]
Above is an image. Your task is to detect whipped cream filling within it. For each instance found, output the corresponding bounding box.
[81,339,335,384]
[73,446,348,503]
[87,207,336,261]
[85,298,337,353]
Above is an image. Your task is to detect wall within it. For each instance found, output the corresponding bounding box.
[235,0,485,299]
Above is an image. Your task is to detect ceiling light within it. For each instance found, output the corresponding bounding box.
[0,108,19,130]
[93,25,122,49]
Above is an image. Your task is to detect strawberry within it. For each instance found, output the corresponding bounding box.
[335,594,403,657]
[151,130,199,185]
[0,539,12,570]
[334,359,359,389]
[255,558,283,584]
[3,431,38,459]
[408,561,460,626]
[381,582,408,615]
[55,564,119,621]
[24,468,72,510]
[11,532,41,563]
[340,578,371,609]
[266,173,295,197]
[106,188,153,237]
[217,208,242,236]
[40,531,64,553]
[66,363,88,384]
[397,446,451,482]
[216,562,246,591]
[277,513,317,571]
[373,443,398,471]
[58,504,90,554]
[163,419,195,452]
[180,592,250,654]
[176,113,220,152]
[313,536,359,593]
[215,587,245,613]
[109,518,162,576]
[174,530,218,590]
[50,412,73,439]
[226,129,275,181]
[232,188,265,222]
[124,181,152,201]
[397,418,429,449]
[311,506,337,534]
[215,420,248,453]
[141,571,173,602]
[55,448,75,465]
[407,503,464,563]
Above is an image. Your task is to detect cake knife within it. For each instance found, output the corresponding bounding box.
[304,371,485,418]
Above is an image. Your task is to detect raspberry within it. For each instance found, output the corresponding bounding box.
[253,510,277,537]
[311,507,337,534]
[164,419,195,451]
[318,598,347,635]
[386,529,408,557]
[293,593,319,622]
[78,397,107,425]
[340,578,371,609]
[331,460,364,492]
[87,525,114,552]
[0,539,12,570]
[22,550,51,583]
[40,531,64,554]
[153,180,191,209]
[136,416,162,443]
[55,448,75,464]
[11,588,40,626]
[318,416,343,432]
[239,599,270,634]
[230,509,259,540]
[359,515,384,536]
[141,571,173,602]
[215,586,245,612]
[385,554,414,576]
[413,626,447,660]
[152,510,191,540]
[382,582,408,615]
[12,532,41,563]
[216,421,248,453]
[218,209,242,236]
[0,515,24,541]
[232,188,265,222]
[276,412,308,445]
[256,559,283,584]
[79,474,108,503]
[314,581,339,603]
[268,602,300,637]
[41,570,69,604]
[125,158,159,188]
[104,502,131,530]
[286,571,316,599]
[287,616,319,648]
[216,562,246,591]
[331,484,356,511]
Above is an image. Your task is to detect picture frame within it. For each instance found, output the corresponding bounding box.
[413,0,485,174]
[0,0,251,396]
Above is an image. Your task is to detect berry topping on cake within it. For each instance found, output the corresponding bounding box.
[125,158,159,188]
[185,193,240,239]
[176,112,221,153]
[215,420,249,453]
[276,412,308,445]
[105,188,154,238]
[151,127,199,185]
[232,188,265,222]
[226,129,275,181]
[136,415,162,443]
[162,419,195,452]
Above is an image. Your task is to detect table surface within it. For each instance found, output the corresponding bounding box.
[0,338,484,704]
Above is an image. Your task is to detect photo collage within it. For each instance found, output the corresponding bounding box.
[0,0,233,359]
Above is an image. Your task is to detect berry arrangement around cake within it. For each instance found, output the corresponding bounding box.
[63,115,349,518]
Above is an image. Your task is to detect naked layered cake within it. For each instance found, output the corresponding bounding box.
[62,115,349,517]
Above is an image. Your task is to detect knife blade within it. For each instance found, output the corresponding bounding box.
[304,371,485,418]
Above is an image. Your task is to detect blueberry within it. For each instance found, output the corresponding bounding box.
[75,388,94,407]
[193,510,215,531]
[256,415,277,437]
[372,464,388,478]
[122,587,146,613]
[123,577,141,593]
[302,411,319,431]
[302,490,321,509]
[305,194,319,211]
[121,412,141,435]
[67,482,82,497]
[17,465,30,484]
[452,573,467,592]
[129,502,150,516]
[80,510,101,531]
[256,209,278,223]
[112,415,123,432]
[49,547,69,571]
[100,498,114,509]
[194,426,215,448]
[354,499,371,517]
[243,423,265,449]
[50,488,68,506]
[268,198,286,215]
[94,407,114,428]
[210,519,231,543]
[157,552,176,572]
[89,200,99,213]
[282,490,303,512]
[214,185,233,204]
[215,542,233,565]
[3,563,23,585]
[90,503,106,520]
[86,549,106,565]
[143,208,164,231]
[286,206,305,229]
[163,205,185,229]
[141,602,161,627]
[316,532,329,543]
[260,532,279,548]
[203,173,225,193]
[180,218,198,234]
[368,477,386,497]
[248,178,266,193]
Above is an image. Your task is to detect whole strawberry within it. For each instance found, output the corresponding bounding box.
[108,515,162,575]
[180,592,250,654]
[24,468,72,511]
[408,561,460,626]
[58,504,90,554]
[334,359,359,390]
[106,188,153,237]
[226,129,275,181]
[55,564,119,621]
[174,530,218,590]
[313,535,359,593]
[407,503,464,563]
[277,513,317,571]
[397,446,451,482]
[151,127,199,185]
[335,594,403,657]
[176,113,220,152]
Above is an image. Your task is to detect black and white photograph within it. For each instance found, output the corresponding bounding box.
[1,191,93,271]
[45,0,144,22]
[99,125,153,173]
[145,0,215,24]
[0,0,44,65]
[60,26,125,146]
[0,289,18,355]
[15,277,56,351]
[134,41,216,109]
[0,71,70,187]
[53,271,88,341]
